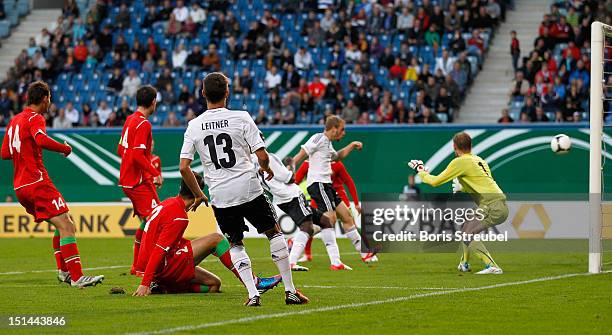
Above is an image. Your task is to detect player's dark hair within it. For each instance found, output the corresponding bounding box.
[136,85,157,108]
[203,72,229,104]
[453,132,472,152]
[325,115,344,130]
[179,172,205,199]
[26,81,50,106]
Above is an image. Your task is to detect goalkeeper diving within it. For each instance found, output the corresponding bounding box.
[408,132,508,274]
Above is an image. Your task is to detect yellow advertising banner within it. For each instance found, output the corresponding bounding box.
[0,203,218,238]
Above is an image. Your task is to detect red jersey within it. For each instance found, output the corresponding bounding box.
[135,196,189,286]
[1,109,59,189]
[118,111,159,188]
[295,160,359,206]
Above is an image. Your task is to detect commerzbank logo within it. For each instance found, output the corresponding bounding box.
[420,129,612,179]
[50,131,311,185]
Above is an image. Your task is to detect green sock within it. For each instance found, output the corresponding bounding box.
[469,241,497,267]
[212,237,230,257]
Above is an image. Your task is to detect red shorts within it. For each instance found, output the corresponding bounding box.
[156,238,195,291]
[123,182,160,218]
[15,181,69,223]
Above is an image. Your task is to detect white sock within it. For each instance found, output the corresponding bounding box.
[230,245,259,298]
[320,228,341,266]
[269,233,296,293]
[289,230,309,265]
[346,227,367,257]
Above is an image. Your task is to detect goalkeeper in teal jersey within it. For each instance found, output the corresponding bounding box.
[409,132,508,274]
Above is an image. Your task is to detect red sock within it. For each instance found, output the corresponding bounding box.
[132,227,144,272]
[59,237,83,280]
[52,231,68,272]
[212,238,242,281]
[305,236,313,257]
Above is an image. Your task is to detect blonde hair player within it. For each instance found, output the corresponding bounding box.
[408,132,508,274]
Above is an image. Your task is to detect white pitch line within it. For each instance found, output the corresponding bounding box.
[302,285,459,290]
[124,271,612,335]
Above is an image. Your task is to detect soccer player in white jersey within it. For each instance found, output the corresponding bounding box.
[178,72,308,306]
[253,151,346,272]
[292,115,362,270]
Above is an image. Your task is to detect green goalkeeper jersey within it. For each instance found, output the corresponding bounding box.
[418,153,506,206]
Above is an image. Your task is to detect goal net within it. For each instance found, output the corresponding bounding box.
[590,21,612,273]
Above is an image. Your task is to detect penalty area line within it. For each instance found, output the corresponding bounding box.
[125,271,612,335]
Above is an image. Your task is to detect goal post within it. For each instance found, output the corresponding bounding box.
[589,22,607,274]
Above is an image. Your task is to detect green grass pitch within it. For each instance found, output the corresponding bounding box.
[0,238,610,334]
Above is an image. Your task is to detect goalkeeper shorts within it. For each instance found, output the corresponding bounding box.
[479,200,509,228]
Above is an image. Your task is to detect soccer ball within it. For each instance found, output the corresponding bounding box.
[550,134,571,154]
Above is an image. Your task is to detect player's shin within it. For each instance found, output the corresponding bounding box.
[59,236,83,280]
[269,233,296,293]
[289,230,310,265]
[229,245,259,298]
[345,227,368,258]
[320,228,342,266]
[52,230,68,272]
[470,240,498,267]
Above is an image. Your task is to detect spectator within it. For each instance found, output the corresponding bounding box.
[53,108,72,128]
[96,101,113,125]
[65,102,80,126]
[345,43,362,64]
[105,112,121,127]
[532,106,549,122]
[416,106,440,123]
[161,83,176,105]
[282,64,300,90]
[172,0,189,22]
[521,96,536,116]
[264,66,282,90]
[435,49,456,76]
[190,2,206,25]
[166,14,182,36]
[510,30,521,72]
[163,111,182,127]
[397,7,415,33]
[172,43,188,69]
[202,44,221,71]
[508,71,529,100]
[294,47,313,70]
[255,106,269,125]
[498,108,514,123]
[116,3,131,29]
[186,45,203,68]
[120,69,141,98]
[307,74,326,100]
[389,58,406,81]
[115,99,132,124]
[342,99,359,123]
[107,67,124,93]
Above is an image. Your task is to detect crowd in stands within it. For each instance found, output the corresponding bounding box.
[501,0,612,124]
[0,0,510,128]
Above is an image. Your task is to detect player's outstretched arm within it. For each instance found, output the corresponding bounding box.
[179,158,208,211]
[337,163,360,211]
[292,148,308,168]
[416,159,461,188]
[132,148,160,178]
[34,134,72,157]
[255,148,274,181]
[336,141,363,161]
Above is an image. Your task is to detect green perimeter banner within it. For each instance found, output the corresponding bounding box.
[0,124,609,202]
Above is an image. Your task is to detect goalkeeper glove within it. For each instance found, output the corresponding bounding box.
[408,160,427,173]
[452,178,463,193]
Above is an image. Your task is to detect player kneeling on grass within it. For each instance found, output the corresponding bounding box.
[1,81,104,288]
[409,132,508,275]
[133,173,282,296]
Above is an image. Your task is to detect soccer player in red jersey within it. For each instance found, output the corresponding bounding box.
[133,173,282,296]
[1,81,104,288]
[295,160,377,263]
[117,85,162,274]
